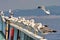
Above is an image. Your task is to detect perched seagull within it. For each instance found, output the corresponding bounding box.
[1,11,4,16]
[9,9,14,18]
[0,11,6,22]
[40,25,57,34]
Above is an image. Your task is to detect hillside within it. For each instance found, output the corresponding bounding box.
[4,6,60,17]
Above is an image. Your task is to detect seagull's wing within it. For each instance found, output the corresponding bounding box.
[38,6,50,15]
[41,6,46,11]
[40,27,57,34]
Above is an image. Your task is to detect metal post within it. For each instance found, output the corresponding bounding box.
[17,29,20,40]
[0,16,3,31]
[8,20,10,39]
[5,20,10,40]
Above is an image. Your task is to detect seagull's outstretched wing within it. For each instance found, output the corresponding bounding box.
[38,6,50,15]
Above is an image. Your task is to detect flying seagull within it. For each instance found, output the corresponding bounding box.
[38,6,50,15]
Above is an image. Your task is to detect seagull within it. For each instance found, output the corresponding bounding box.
[9,9,14,18]
[40,25,57,34]
[0,11,4,16]
[38,6,50,15]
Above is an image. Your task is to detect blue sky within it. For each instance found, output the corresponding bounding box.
[0,0,60,10]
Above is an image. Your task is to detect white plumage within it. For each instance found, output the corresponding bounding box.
[41,6,50,15]
[9,9,12,13]
[44,10,50,15]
